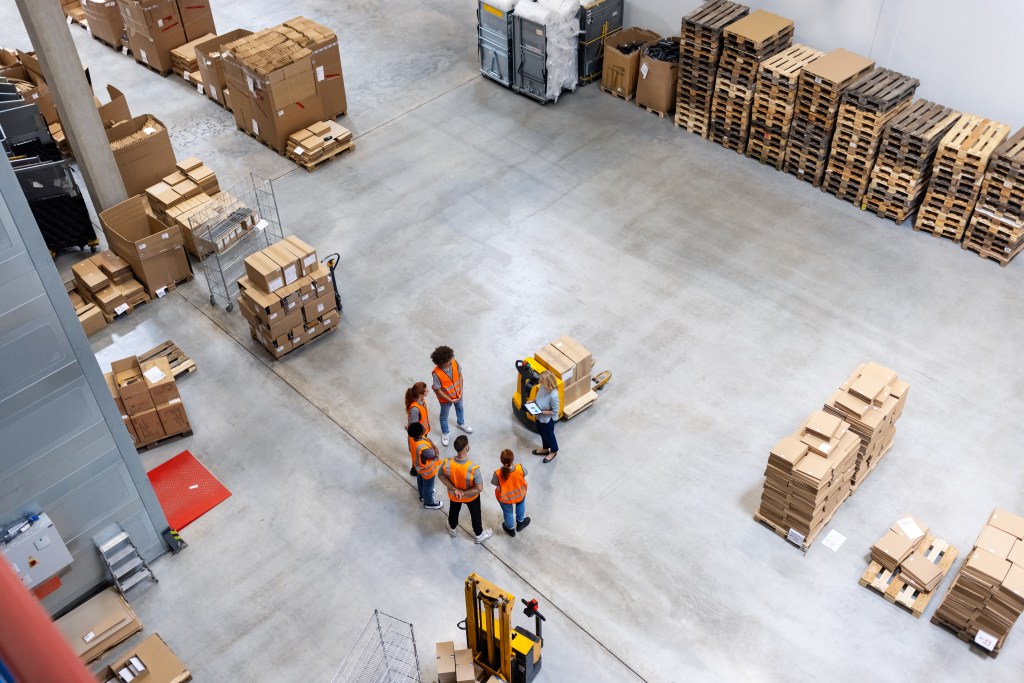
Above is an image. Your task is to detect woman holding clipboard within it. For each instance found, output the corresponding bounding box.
[530,371,560,463]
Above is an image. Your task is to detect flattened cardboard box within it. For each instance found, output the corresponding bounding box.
[54,587,142,662]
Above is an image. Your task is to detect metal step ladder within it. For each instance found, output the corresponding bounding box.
[96,528,157,595]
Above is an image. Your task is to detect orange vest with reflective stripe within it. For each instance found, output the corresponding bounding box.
[494,464,527,504]
[433,360,463,403]
[416,437,440,479]
[444,457,479,501]
[407,399,430,434]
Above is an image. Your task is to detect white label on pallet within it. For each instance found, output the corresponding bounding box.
[169,398,181,405]
[814,76,822,84]
[975,629,998,651]
[67,16,73,25]
[896,517,924,539]
[252,119,259,136]
[114,303,129,315]
[821,529,846,551]
[196,84,204,95]
[786,528,805,546]
[140,49,148,64]
[209,85,217,99]
[183,72,190,82]
[640,63,649,79]
[155,287,167,298]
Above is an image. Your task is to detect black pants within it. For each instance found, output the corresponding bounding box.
[538,419,558,452]
[449,497,483,536]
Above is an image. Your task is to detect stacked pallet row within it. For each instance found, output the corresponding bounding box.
[913,116,1011,241]
[708,10,794,153]
[962,128,1024,265]
[861,100,961,224]
[784,49,875,186]
[745,44,822,168]
[822,362,909,491]
[932,508,1024,656]
[755,411,860,548]
[673,0,749,137]
[821,68,919,204]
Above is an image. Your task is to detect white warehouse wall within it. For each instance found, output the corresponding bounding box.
[625,0,1024,129]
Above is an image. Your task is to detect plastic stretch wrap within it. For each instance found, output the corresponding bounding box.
[485,0,516,11]
[516,0,579,100]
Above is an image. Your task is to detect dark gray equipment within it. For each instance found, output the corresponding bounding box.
[512,14,550,103]
[478,1,514,87]
[577,0,624,83]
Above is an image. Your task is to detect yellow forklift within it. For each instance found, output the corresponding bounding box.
[512,358,611,432]
[459,573,545,683]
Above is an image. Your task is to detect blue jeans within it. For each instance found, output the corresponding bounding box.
[500,500,526,530]
[417,475,438,506]
[538,419,558,452]
[438,399,465,434]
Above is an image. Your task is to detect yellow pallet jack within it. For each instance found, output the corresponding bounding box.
[460,573,545,683]
[512,358,611,432]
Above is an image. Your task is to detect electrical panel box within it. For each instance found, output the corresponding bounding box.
[1,513,74,588]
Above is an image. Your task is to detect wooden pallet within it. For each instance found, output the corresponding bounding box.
[288,140,355,172]
[642,106,669,119]
[601,86,634,102]
[930,616,1003,657]
[135,59,172,77]
[135,428,193,452]
[137,340,197,379]
[859,535,959,617]
[752,505,843,552]
[91,33,122,52]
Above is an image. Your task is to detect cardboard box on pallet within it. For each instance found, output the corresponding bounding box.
[195,29,253,107]
[601,28,659,98]
[106,115,177,196]
[100,195,191,296]
[118,0,187,73]
[82,1,125,50]
[635,38,680,115]
[279,17,348,118]
[174,0,215,42]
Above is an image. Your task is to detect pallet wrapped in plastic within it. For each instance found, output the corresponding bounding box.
[515,0,579,101]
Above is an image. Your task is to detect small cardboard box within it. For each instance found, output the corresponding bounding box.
[301,292,335,323]
[111,356,155,414]
[156,397,190,435]
[243,252,284,293]
[263,243,300,285]
[275,279,304,311]
[141,357,179,404]
[262,309,304,339]
[282,235,319,275]
[601,28,660,97]
[635,38,680,115]
[551,335,593,378]
[534,344,574,381]
[238,277,283,317]
[131,408,165,443]
[72,260,110,293]
[79,304,107,336]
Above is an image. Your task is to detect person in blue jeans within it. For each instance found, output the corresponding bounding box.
[531,371,559,463]
[408,422,442,510]
[431,345,472,447]
[491,449,530,537]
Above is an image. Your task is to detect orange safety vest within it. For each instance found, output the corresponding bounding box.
[443,457,479,501]
[494,464,527,504]
[416,437,441,479]
[432,360,463,403]
[407,399,430,434]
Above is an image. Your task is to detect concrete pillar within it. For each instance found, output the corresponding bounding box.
[14,0,127,213]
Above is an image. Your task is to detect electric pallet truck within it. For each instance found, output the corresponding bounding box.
[512,358,611,433]
[460,573,545,683]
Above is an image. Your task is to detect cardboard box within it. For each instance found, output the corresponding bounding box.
[131,408,165,443]
[282,235,319,275]
[111,356,155,413]
[261,308,304,339]
[194,30,253,105]
[551,335,593,378]
[156,397,190,435]
[104,635,188,683]
[601,28,660,97]
[54,588,142,663]
[635,38,680,115]
[72,260,110,293]
[99,196,191,296]
[251,93,325,153]
[120,0,187,74]
[301,292,335,322]
[238,276,284,316]
[320,309,339,331]
[105,116,177,197]
[275,279,303,311]
[263,243,300,285]
[534,344,575,381]
[141,357,179,404]
[95,84,131,128]
[243,252,284,293]
[174,0,215,42]
[79,304,107,336]
[82,1,126,50]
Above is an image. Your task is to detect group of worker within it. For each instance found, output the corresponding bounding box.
[405,346,559,544]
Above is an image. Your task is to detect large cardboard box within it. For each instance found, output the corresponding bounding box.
[194,29,252,106]
[551,335,594,377]
[141,357,179,404]
[174,0,215,42]
[301,292,335,322]
[156,398,190,435]
[78,304,107,336]
[278,17,348,118]
[243,252,284,293]
[118,0,186,73]
[100,196,191,295]
[281,235,319,275]
[102,634,189,683]
[95,84,131,128]
[54,587,142,663]
[263,243,300,285]
[250,92,324,153]
[534,344,575,381]
[110,356,155,414]
[106,115,177,196]
[131,407,165,443]
[601,28,659,98]
[82,0,125,49]
[635,38,680,115]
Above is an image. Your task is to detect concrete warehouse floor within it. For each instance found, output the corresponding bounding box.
[6,1,1024,681]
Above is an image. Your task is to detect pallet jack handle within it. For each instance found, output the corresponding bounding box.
[321,252,343,313]
[521,599,545,640]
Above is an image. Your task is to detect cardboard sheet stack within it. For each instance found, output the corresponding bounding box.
[821,68,919,204]
[69,250,149,326]
[55,588,142,663]
[512,0,579,102]
[170,32,216,79]
[286,120,354,169]
[97,634,190,683]
[745,44,821,168]
[118,0,215,73]
[913,116,1011,241]
[861,100,961,224]
[822,362,909,491]
[81,0,126,50]
[673,0,748,137]
[755,410,859,545]
[932,509,1024,656]
[105,355,191,447]
[708,9,793,153]
[961,127,1024,265]
[784,49,874,186]
[237,237,339,359]
[144,156,226,257]
[872,516,930,572]
[533,335,596,412]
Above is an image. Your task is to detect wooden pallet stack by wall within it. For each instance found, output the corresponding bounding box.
[821,68,919,204]
[673,0,749,137]
[784,49,874,186]
[861,100,961,224]
[822,362,909,492]
[931,508,1024,657]
[913,116,1010,241]
[961,128,1024,265]
[745,44,822,169]
[708,10,794,153]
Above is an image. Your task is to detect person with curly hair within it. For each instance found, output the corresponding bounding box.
[430,345,472,447]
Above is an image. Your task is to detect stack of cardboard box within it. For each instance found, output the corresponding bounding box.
[784,49,875,186]
[105,114,177,196]
[145,156,228,257]
[744,44,821,168]
[932,509,1024,656]
[962,128,1024,265]
[708,9,793,153]
[435,641,475,683]
[66,284,107,336]
[821,68,919,204]
[286,120,353,168]
[532,335,595,411]
[194,29,253,108]
[106,355,191,448]
[237,236,338,359]
[822,361,909,491]
[60,0,87,25]
[117,0,214,73]
[170,32,216,79]
[600,28,659,101]
[82,0,126,50]
[755,410,859,546]
[100,195,193,296]
[68,250,149,326]
[871,518,930,573]
[274,16,348,119]
[861,100,962,225]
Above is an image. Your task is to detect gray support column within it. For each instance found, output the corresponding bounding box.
[14,0,127,213]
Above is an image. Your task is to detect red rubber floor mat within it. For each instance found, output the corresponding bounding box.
[147,450,231,530]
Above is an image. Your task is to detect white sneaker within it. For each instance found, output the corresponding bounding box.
[448,525,458,538]
[474,528,493,544]
[424,500,443,510]
[458,423,473,433]
[441,433,450,446]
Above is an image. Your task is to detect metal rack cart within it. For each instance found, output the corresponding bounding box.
[191,174,283,312]
[12,158,97,254]
[330,610,421,683]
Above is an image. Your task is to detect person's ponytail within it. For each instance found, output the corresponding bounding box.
[405,381,427,409]
[499,449,514,480]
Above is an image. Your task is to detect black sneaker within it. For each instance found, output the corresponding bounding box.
[516,517,531,532]
[502,524,516,537]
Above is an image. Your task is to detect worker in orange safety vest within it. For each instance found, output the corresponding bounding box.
[431,345,472,447]
[405,381,431,477]
[491,449,530,537]
[407,422,442,510]
[438,435,492,543]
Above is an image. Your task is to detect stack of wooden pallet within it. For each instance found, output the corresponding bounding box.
[708,10,794,153]
[913,116,1011,241]
[673,0,749,138]
[784,49,874,186]
[745,44,822,168]
[822,362,909,491]
[961,128,1024,265]
[821,68,919,204]
[861,100,961,224]
[932,509,1024,657]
